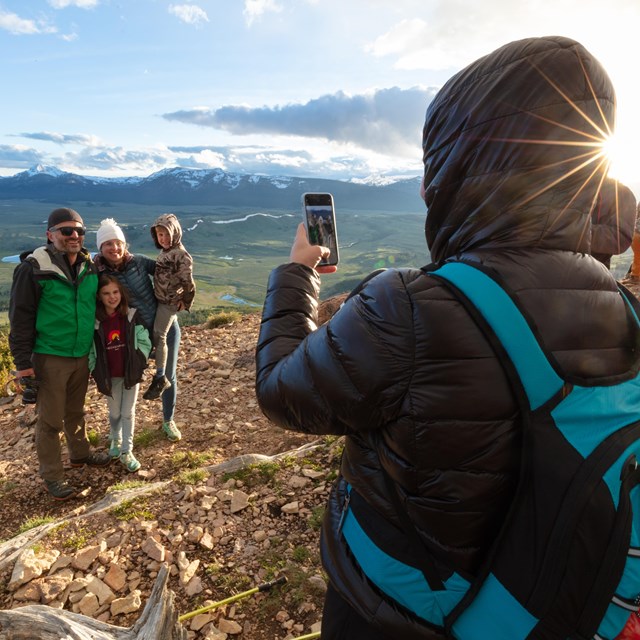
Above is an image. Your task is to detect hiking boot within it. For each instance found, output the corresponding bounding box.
[109,440,122,459]
[69,451,112,468]
[44,479,78,501]
[143,375,171,400]
[120,451,141,473]
[162,420,182,442]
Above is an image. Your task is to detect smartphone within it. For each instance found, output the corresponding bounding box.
[302,192,339,266]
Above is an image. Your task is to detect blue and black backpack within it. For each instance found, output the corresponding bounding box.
[341,261,640,639]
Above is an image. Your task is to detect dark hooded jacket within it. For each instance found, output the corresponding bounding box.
[255,36,638,638]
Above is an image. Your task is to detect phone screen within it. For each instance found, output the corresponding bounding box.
[302,192,339,266]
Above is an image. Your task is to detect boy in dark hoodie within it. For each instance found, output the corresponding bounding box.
[143,213,195,402]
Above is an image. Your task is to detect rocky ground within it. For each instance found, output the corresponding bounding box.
[2,277,638,640]
[0,313,340,640]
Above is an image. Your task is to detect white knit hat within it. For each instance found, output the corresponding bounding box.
[96,218,126,251]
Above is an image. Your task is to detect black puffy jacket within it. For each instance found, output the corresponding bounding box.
[255,36,637,637]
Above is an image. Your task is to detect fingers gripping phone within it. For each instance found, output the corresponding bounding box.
[302,192,339,266]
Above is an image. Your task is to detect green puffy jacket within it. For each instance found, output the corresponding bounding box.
[9,246,98,370]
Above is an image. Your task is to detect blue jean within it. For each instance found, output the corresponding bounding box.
[162,318,180,423]
[107,377,139,453]
[153,302,178,376]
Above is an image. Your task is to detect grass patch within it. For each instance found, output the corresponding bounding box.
[133,427,164,448]
[87,429,100,447]
[222,461,280,488]
[175,469,209,485]
[257,565,309,616]
[61,526,97,551]
[110,497,154,521]
[18,515,55,535]
[292,545,311,563]
[308,505,325,531]
[0,478,17,497]
[208,569,253,595]
[171,450,214,470]
[205,310,241,329]
[107,480,147,492]
[257,546,288,581]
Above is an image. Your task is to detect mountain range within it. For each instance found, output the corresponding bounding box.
[0,165,425,213]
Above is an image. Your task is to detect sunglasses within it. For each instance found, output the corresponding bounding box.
[50,226,86,237]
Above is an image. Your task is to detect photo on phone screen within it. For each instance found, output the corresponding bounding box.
[302,192,339,266]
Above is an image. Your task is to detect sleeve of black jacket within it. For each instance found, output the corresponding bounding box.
[255,262,415,436]
[8,260,39,371]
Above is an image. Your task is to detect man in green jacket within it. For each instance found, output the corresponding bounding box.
[9,207,110,501]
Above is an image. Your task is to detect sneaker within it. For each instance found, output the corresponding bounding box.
[120,451,141,473]
[69,451,112,468]
[162,420,182,442]
[143,375,171,400]
[109,440,122,459]
[44,479,77,501]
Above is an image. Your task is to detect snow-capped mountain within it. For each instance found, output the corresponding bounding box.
[0,166,423,213]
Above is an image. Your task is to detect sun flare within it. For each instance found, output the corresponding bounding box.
[602,131,637,186]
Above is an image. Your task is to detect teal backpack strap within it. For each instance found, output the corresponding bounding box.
[431,262,564,411]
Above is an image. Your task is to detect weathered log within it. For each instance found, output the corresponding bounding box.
[0,564,186,640]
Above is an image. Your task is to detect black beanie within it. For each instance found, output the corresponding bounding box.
[47,207,84,230]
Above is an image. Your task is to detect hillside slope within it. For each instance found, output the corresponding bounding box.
[0,314,335,640]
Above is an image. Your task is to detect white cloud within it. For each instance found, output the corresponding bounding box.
[243,0,283,26]
[0,10,56,35]
[364,0,640,72]
[48,0,100,8]
[168,4,209,26]
[0,144,44,168]
[0,136,421,181]
[16,132,102,147]
[162,86,438,157]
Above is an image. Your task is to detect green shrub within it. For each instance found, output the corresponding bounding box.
[205,311,241,329]
[178,306,247,328]
[175,468,209,485]
[0,331,14,398]
[110,498,153,521]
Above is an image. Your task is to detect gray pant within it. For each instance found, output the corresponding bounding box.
[107,377,139,454]
[33,353,91,482]
[153,302,178,374]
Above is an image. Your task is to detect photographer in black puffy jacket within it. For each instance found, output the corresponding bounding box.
[255,36,637,639]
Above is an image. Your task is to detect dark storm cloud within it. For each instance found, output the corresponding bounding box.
[162,86,439,155]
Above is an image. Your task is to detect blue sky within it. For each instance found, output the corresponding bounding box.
[2,0,640,191]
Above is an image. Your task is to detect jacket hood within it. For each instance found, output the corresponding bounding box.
[151,213,183,250]
[422,36,617,264]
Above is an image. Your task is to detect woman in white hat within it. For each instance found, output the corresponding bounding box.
[93,218,182,442]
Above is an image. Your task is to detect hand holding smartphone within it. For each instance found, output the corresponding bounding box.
[302,192,339,266]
